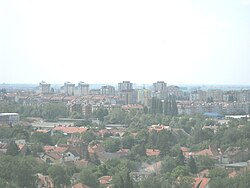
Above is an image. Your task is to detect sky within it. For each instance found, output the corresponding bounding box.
[0,0,250,85]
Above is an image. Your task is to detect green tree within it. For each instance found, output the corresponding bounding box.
[82,130,97,144]
[31,132,53,145]
[176,150,185,166]
[196,155,215,171]
[94,108,109,122]
[48,165,70,188]
[171,166,189,179]
[208,168,227,178]
[13,158,36,188]
[188,155,197,174]
[161,156,176,173]
[80,168,99,188]
[103,138,121,153]
[6,141,19,156]
[121,135,135,149]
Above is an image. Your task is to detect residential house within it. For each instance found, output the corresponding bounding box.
[146,149,160,157]
[221,147,250,164]
[52,125,88,136]
[72,183,90,188]
[148,124,170,132]
[99,176,112,187]
[193,177,210,188]
[36,173,53,188]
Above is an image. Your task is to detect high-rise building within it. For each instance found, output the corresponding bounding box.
[101,85,115,96]
[118,81,136,104]
[39,81,51,94]
[153,81,167,99]
[137,89,151,106]
[77,81,89,96]
[63,82,75,96]
[118,81,133,92]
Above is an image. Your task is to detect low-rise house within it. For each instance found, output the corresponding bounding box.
[193,146,218,157]
[143,161,162,174]
[148,124,170,132]
[180,147,190,158]
[228,171,237,178]
[193,177,210,188]
[74,159,90,170]
[99,176,112,187]
[146,149,160,157]
[197,169,209,178]
[72,183,90,188]
[52,125,88,136]
[221,147,250,164]
[36,173,53,188]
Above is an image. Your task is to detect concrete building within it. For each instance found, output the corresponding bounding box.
[207,89,223,102]
[153,81,167,99]
[118,81,136,104]
[63,82,75,96]
[100,85,115,96]
[137,89,151,106]
[39,81,51,94]
[0,113,19,126]
[76,82,89,96]
[118,81,133,92]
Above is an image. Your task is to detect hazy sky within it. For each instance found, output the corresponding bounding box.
[1,0,250,85]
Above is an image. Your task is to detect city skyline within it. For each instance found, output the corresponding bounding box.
[1,0,250,85]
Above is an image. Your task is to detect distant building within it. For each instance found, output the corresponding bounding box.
[153,81,167,99]
[100,85,115,96]
[0,113,19,126]
[118,81,133,92]
[89,89,101,95]
[39,81,51,94]
[63,82,75,96]
[137,89,151,106]
[118,81,136,104]
[76,81,89,96]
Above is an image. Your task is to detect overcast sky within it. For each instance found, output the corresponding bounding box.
[1,0,250,85]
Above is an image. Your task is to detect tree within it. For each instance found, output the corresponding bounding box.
[176,150,185,166]
[31,132,53,145]
[103,138,121,153]
[196,155,215,171]
[173,176,195,188]
[80,168,99,188]
[121,136,135,149]
[208,168,227,178]
[112,170,133,188]
[94,108,109,122]
[48,165,70,188]
[13,158,36,188]
[188,156,197,174]
[42,103,68,121]
[82,130,97,144]
[6,141,19,156]
[171,166,189,179]
[161,156,176,173]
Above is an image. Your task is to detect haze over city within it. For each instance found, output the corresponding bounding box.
[1,0,250,85]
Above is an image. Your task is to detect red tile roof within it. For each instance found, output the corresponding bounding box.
[35,129,50,133]
[148,125,170,132]
[194,148,213,156]
[228,171,237,178]
[121,104,144,110]
[180,147,189,153]
[193,178,210,188]
[72,183,90,188]
[53,126,88,134]
[146,149,160,156]
[99,176,112,185]
[44,145,68,153]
